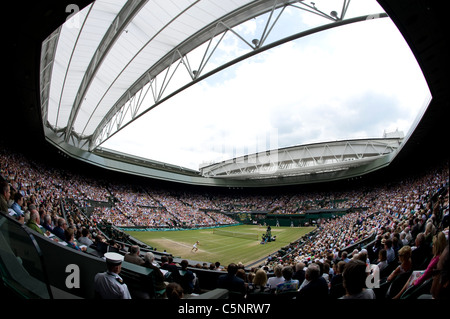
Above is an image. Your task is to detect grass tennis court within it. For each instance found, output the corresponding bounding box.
[126,225,316,266]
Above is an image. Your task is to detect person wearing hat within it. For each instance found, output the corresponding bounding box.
[94,252,131,299]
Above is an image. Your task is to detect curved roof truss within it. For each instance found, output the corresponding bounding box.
[199,137,403,180]
[40,0,386,152]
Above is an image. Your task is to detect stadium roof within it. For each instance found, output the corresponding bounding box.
[199,137,404,180]
[40,0,380,148]
[4,0,448,188]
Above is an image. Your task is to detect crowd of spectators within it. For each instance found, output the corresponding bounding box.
[218,161,448,299]
[1,143,449,299]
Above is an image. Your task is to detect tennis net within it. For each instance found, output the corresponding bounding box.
[212,228,259,240]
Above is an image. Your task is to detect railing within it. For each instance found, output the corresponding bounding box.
[0,212,228,299]
[0,213,153,299]
[0,213,52,298]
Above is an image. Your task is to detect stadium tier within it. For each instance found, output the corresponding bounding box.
[1,142,448,300]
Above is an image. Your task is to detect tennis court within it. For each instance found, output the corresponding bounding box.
[126,225,315,266]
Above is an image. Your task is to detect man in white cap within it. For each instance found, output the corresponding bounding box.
[94,252,131,299]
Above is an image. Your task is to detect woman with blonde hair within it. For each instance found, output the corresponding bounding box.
[247,269,270,294]
[387,245,412,282]
[267,264,284,290]
[413,232,447,286]
[393,232,447,299]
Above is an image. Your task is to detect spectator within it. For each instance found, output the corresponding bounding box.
[165,282,184,299]
[359,249,370,264]
[143,252,167,293]
[298,263,328,299]
[247,269,270,294]
[1,143,448,300]
[351,249,360,260]
[0,180,10,213]
[393,231,447,299]
[411,233,432,270]
[217,263,246,295]
[292,262,306,286]
[65,227,86,251]
[94,252,131,299]
[106,239,122,253]
[322,261,331,284]
[424,222,436,247]
[52,217,68,241]
[384,239,395,264]
[42,214,54,233]
[179,259,196,295]
[404,227,413,245]
[160,255,181,283]
[275,266,299,294]
[329,261,346,299]
[236,268,248,289]
[77,227,94,247]
[124,245,144,266]
[326,253,335,276]
[341,251,350,263]
[429,244,449,299]
[441,209,449,230]
[376,249,388,272]
[26,209,45,235]
[340,259,375,299]
[168,255,176,266]
[10,192,25,219]
[387,245,412,282]
[267,264,284,290]
[38,207,46,227]
[392,234,403,257]
[93,234,109,256]
[372,235,383,256]
[400,232,409,246]
[411,218,421,241]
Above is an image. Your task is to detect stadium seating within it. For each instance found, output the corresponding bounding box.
[385,271,413,299]
[0,217,50,298]
[119,261,158,299]
[400,277,433,299]
[0,144,448,299]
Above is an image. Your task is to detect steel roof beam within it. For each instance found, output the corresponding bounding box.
[63,0,149,143]
[91,11,388,151]
[89,0,367,150]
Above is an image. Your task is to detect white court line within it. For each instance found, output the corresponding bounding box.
[161,237,213,255]
[161,237,193,249]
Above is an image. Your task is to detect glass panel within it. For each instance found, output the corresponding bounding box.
[0,215,50,298]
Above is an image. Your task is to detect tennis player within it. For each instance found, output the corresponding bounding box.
[191,241,200,252]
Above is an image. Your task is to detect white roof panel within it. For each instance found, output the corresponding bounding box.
[71,0,258,137]
[45,0,266,138]
[46,0,126,131]
[39,0,426,187]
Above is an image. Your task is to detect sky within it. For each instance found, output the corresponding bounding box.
[101,0,430,171]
